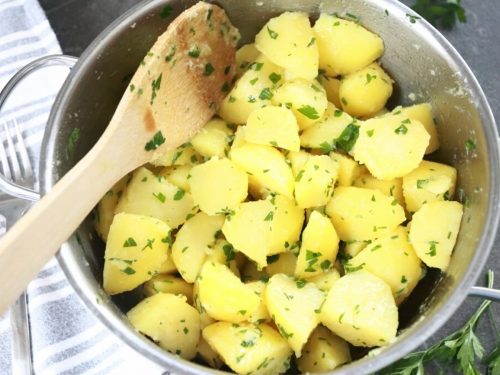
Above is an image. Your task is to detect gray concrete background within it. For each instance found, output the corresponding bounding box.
[37,0,500,373]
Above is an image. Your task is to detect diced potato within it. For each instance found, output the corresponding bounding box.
[95,176,129,241]
[397,103,439,154]
[287,150,311,175]
[265,251,297,276]
[273,79,328,130]
[402,160,457,213]
[325,186,406,241]
[219,55,284,124]
[313,14,384,76]
[143,274,193,304]
[346,226,422,304]
[294,155,338,208]
[197,261,260,323]
[354,174,405,208]
[309,269,341,292]
[203,322,293,375]
[265,274,325,356]
[255,12,318,81]
[409,201,463,270]
[330,152,367,186]
[127,293,200,359]
[172,212,224,283]
[236,43,260,77]
[300,103,353,149]
[319,75,341,108]
[151,142,202,167]
[353,114,430,180]
[193,281,215,329]
[339,63,393,118]
[206,239,241,277]
[158,251,177,274]
[244,106,300,151]
[198,336,224,369]
[344,240,370,258]
[190,117,234,158]
[231,143,294,199]
[115,167,195,229]
[246,281,271,324]
[158,165,192,192]
[297,325,351,373]
[320,270,398,347]
[296,211,339,278]
[103,213,170,295]
[189,158,248,216]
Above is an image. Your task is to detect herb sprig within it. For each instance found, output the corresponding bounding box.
[411,0,466,29]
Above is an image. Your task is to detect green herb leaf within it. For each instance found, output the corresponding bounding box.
[123,237,137,247]
[412,0,466,29]
[395,124,409,135]
[145,131,166,151]
[159,5,173,18]
[188,46,200,58]
[336,123,360,152]
[204,63,215,76]
[297,105,320,120]
[153,192,166,203]
[259,88,273,100]
[269,72,282,85]
[465,139,476,151]
[173,189,185,201]
[223,244,235,262]
[66,128,80,160]
[267,26,279,39]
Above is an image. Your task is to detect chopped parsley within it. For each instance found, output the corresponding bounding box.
[173,189,185,201]
[267,26,279,39]
[223,244,236,262]
[123,237,137,247]
[465,139,476,151]
[144,131,166,151]
[264,211,274,221]
[395,124,409,135]
[159,5,173,18]
[297,105,320,120]
[204,63,215,76]
[259,88,273,100]
[188,46,200,58]
[153,192,166,203]
[269,72,282,85]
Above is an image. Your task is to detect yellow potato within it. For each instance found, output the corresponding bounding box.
[103,213,170,295]
[193,281,215,329]
[265,274,325,356]
[255,12,318,81]
[344,240,370,258]
[296,211,339,278]
[297,325,351,373]
[172,212,224,283]
[197,261,260,323]
[243,106,300,151]
[353,114,430,180]
[397,103,439,154]
[158,165,192,193]
[203,322,293,375]
[143,274,193,304]
[354,174,405,208]
[95,175,129,241]
[206,239,241,278]
[236,43,260,77]
[330,152,367,186]
[265,251,297,276]
[127,293,200,359]
[409,201,463,270]
[339,63,393,118]
[198,336,224,369]
[320,270,398,347]
[319,75,341,108]
[402,160,457,213]
[326,186,406,241]
[158,251,177,274]
[287,150,311,176]
[151,142,203,167]
[314,14,384,76]
[309,269,341,292]
[246,281,271,324]
[190,117,234,158]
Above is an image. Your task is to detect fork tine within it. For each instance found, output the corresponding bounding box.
[14,119,33,179]
[3,121,22,181]
[0,124,12,180]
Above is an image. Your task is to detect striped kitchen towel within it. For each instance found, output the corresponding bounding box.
[0,0,166,374]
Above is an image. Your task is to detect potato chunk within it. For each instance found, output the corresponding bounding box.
[190,117,234,158]
[197,261,260,323]
[189,158,248,216]
[339,63,393,118]
[103,213,170,295]
[236,43,260,77]
[398,103,439,154]
[409,201,463,270]
[265,274,325,356]
[297,325,351,373]
[296,211,339,278]
[203,322,293,375]
[346,226,422,304]
[320,270,398,347]
[158,165,192,192]
[246,281,271,324]
[402,160,457,213]
[313,14,384,76]
[255,12,318,81]
[326,186,405,241]
[128,293,200,359]
[198,337,224,369]
[115,167,195,229]
[95,176,129,241]
[143,274,193,303]
[319,75,341,108]
[244,106,300,151]
[330,152,367,186]
[265,252,297,277]
[353,114,430,180]
[151,142,202,167]
[354,174,405,208]
[172,212,224,283]
[309,269,341,292]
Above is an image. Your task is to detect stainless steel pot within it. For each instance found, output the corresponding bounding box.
[1,0,500,373]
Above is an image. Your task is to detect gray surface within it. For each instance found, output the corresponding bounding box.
[38,0,500,373]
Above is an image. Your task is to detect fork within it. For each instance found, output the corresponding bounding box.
[0,118,35,375]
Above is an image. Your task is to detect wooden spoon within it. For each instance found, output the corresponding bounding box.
[0,1,238,313]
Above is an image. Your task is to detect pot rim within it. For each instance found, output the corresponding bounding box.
[41,0,500,373]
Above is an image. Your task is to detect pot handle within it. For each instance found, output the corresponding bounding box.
[0,54,78,201]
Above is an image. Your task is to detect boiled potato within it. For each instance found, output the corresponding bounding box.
[320,270,398,347]
[319,75,341,108]
[158,165,191,193]
[127,293,200,359]
[297,325,351,373]
[353,114,430,180]
[103,213,170,295]
[95,175,129,241]
[344,240,370,258]
[172,212,224,283]
[236,43,260,77]
[330,152,367,186]
[244,106,300,151]
[158,251,177,274]
[346,226,422,304]
[402,160,457,213]
[354,174,405,208]
[326,186,406,241]
[197,261,260,323]
[193,281,215,329]
[296,211,339,278]
[203,322,293,375]
[255,12,318,81]
[206,238,241,277]
[309,269,341,292]
[409,201,463,270]
[151,142,202,167]
[273,79,328,130]
[265,252,297,277]
[287,150,311,176]
[246,281,271,324]
[190,117,234,158]
[198,336,224,369]
[313,14,384,76]
[397,103,439,154]
[189,158,248,216]
[115,167,196,229]
[143,274,193,304]
[265,274,325,356]
[339,63,393,118]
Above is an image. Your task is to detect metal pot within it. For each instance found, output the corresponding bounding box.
[1,0,500,373]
